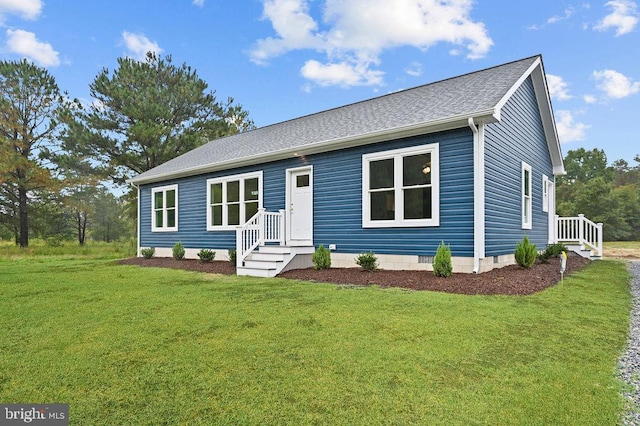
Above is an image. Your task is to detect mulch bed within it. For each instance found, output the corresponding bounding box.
[119,254,591,296]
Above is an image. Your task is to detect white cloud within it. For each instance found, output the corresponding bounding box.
[251,0,493,88]
[556,110,590,143]
[122,31,162,60]
[594,0,639,35]
[405,61,423,77]
[0,0,41,23]
[547,7,575,24]
[5,29,59,67]
[546,74,572,101]
[593,69,640,98]
[583,94,597,104]
[301,59,384,86]
[192,0,204,6]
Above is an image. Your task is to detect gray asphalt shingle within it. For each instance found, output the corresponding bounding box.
[130,55,540,184]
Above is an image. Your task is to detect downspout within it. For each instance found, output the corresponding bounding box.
[468,118,486,273]
[129,182,141,258]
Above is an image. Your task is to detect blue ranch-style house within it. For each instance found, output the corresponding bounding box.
[128,55,602,277]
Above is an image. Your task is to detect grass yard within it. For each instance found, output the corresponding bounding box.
[0,255,632,425]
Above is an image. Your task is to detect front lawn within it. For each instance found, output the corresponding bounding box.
[0,256,631,425]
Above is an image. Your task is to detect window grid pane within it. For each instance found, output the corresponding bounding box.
[370,159,394,190]
[403,153,431,186]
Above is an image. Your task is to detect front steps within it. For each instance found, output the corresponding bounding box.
[237,245,314,277]
[565,244,603,260]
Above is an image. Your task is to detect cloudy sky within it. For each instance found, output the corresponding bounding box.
[0,0,638,164]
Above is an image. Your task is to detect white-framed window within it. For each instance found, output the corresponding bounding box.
[362,143,439,228]
[522,162,532,229]
[542,174,549,213]
[207,171,263,230]
[152,184,178,232]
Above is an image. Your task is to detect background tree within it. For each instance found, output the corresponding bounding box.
[0,59,66,247]
[63,52,254,185]
[557,148,640,241]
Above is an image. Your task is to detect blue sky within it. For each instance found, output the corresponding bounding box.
[0,0,638,165]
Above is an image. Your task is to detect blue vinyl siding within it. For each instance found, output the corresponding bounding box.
[140,127,475,257]
[484,76,554,256]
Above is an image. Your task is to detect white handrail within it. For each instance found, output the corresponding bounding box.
[556,214,603,257]
[236,209,285,267]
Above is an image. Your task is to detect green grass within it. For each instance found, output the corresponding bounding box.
[0,256,631,425]
[0,239,136,259]
[604,241,640,250]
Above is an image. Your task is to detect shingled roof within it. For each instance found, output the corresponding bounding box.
[129,55,561,184]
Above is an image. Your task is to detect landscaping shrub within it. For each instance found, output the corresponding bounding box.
[515,236,537,268]
[141,247,155,259]
[228,249,237,265]
[197,249,216,262]
[355,251,379,271]
[312,245,332,270]
[172,241,185,260]
[433,241,453,277]
[538,242,569,264]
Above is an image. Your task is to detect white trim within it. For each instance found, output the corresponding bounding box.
[362,143,440,228]
[542,174,549,212]
[522,162,532,230]
[151,184,178,232]
[469,118,486,272]
[206,171,263,231]
[494,57,542,121]
[136,185,141,255]
[285,165,314,245]
[128,112,497,185]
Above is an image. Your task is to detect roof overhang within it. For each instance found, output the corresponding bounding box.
[494,56,565,176]
[128,110,498,185]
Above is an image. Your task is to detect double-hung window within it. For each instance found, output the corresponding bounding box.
[152,185,178,232]
[207,171,262,230]
[522,162,532,229]
[363,144,439,227]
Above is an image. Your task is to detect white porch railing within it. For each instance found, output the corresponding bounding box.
[236,208,286,267]
[556,214,603,258]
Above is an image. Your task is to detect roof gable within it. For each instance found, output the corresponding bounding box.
[129,55,563,184]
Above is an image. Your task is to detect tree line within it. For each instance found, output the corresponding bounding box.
[0,53,253,246]
[557,148,640,241]
[1,53,638,246]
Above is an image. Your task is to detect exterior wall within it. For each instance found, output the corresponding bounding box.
[139,127,475,259]
[484,76,554,257]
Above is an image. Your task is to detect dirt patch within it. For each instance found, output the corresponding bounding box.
[119,254,591,296]
[604,248,640,260]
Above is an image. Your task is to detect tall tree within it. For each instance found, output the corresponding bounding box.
[63,52,254,185]
[0,59,65,247]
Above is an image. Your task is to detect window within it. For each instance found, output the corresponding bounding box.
[152,185,178,232]
[522,162,532,229]
[363,144,439,227]
[207,172,262,230]
[542,174,549,213]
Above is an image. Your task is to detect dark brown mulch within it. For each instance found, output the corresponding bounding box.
[119,254,591,296]
[279,254,591,295]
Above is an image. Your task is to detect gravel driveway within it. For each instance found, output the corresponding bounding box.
[621,261,640,425]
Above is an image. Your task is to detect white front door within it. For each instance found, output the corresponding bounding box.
[287,167,313,244]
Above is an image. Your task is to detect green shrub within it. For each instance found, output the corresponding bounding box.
[172,241,185,260]
[197,249,216,262]
[538,243,569,264]
[312,245,332,270]
[228,249,237,265]
[515,236,537,268]
[141,247,155,259]
[433,241,453,277]
[355,251,379,271]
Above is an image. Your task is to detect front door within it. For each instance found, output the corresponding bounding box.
[287,167,313,244]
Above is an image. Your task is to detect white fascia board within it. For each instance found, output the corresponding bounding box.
[128,110,498,185]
